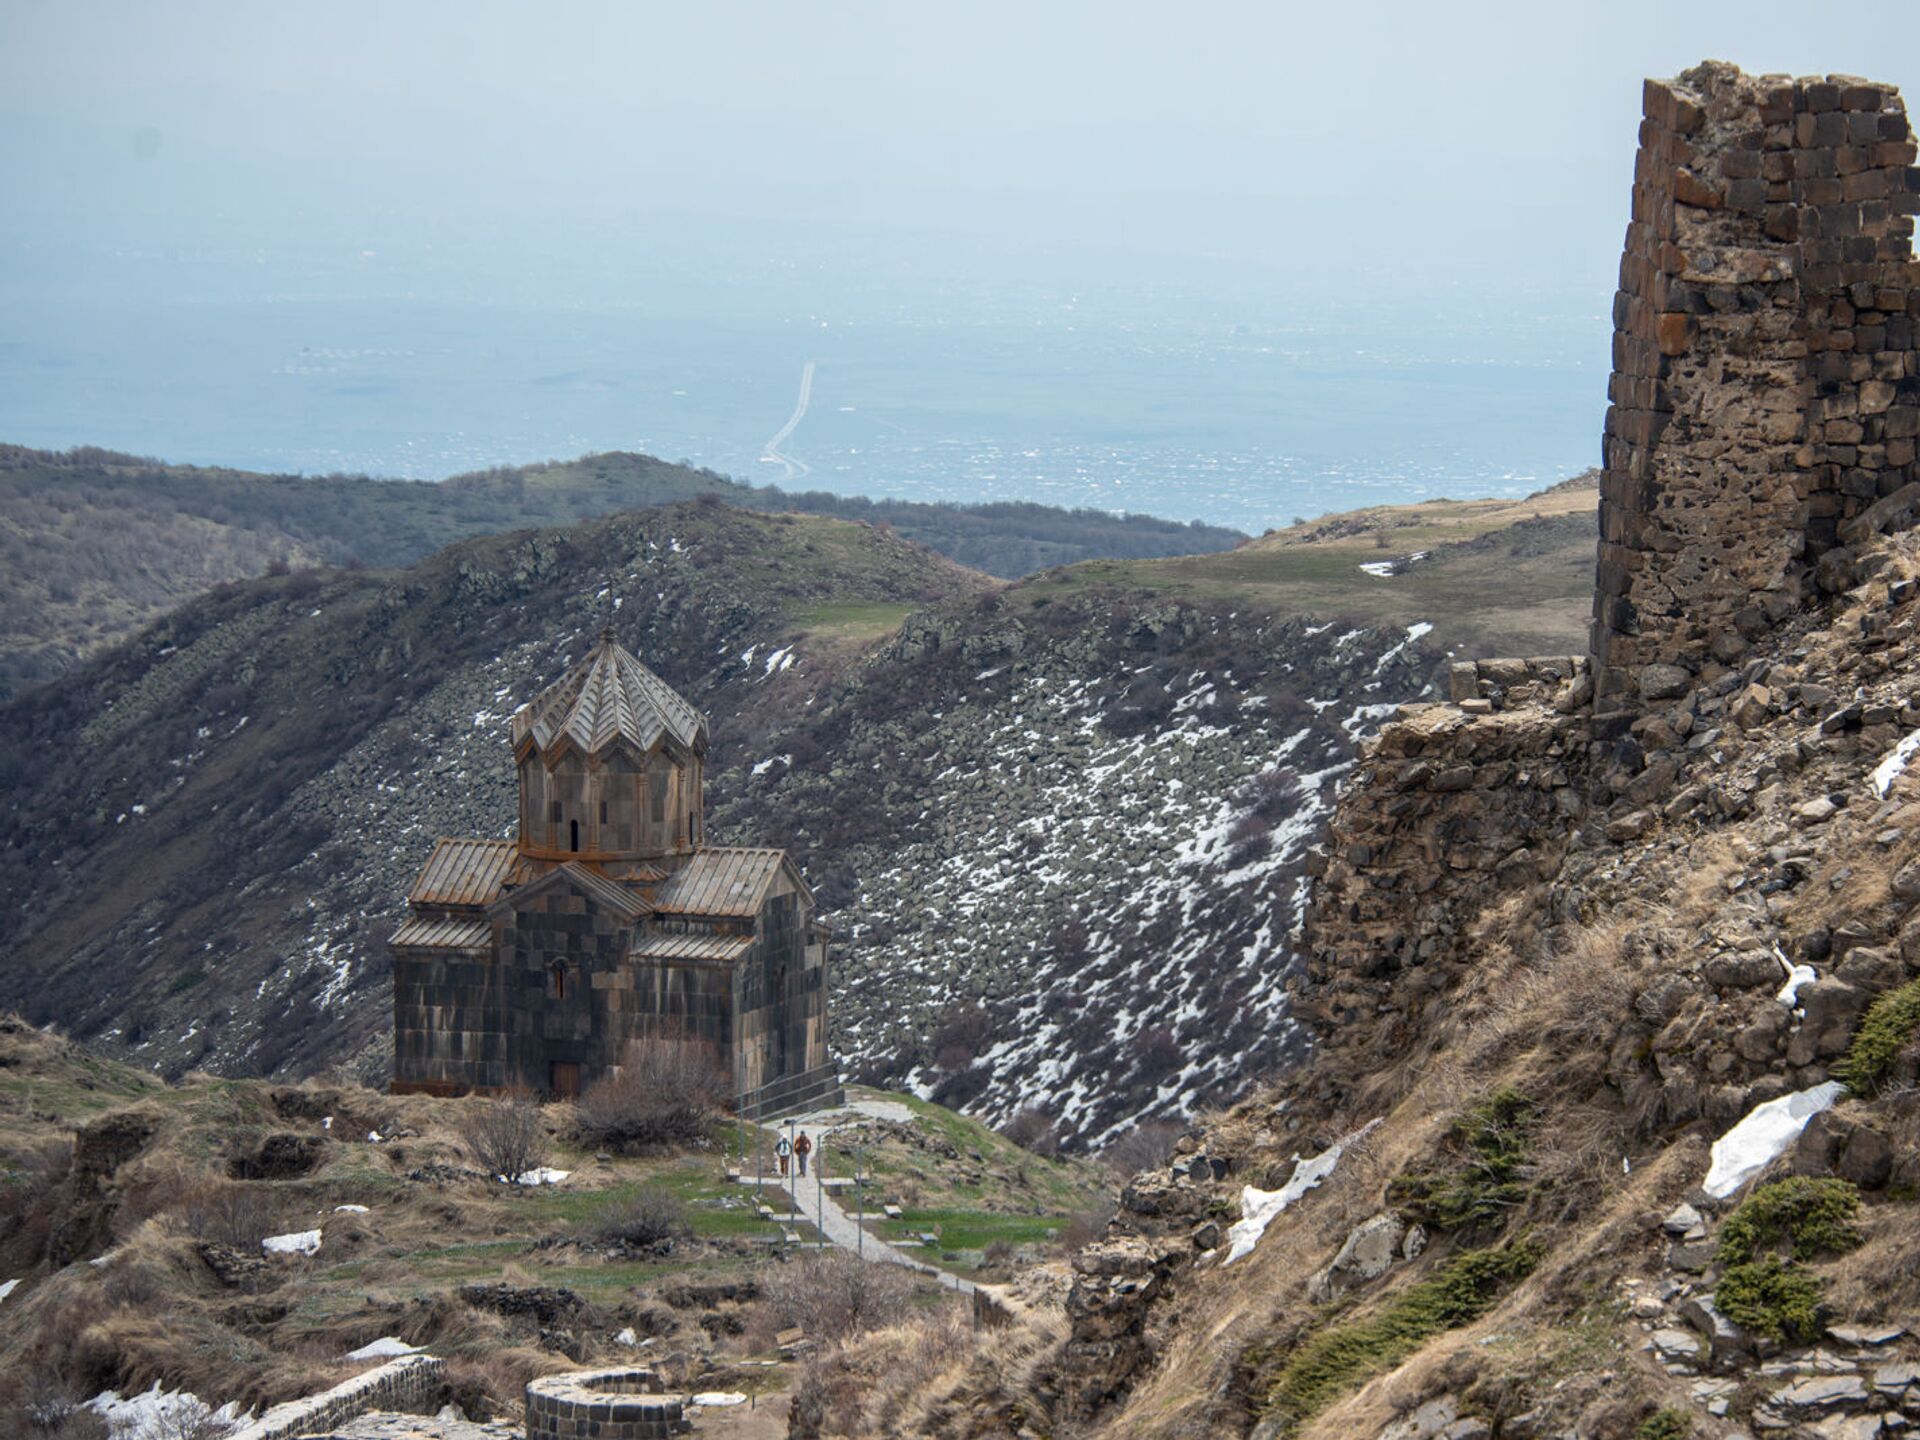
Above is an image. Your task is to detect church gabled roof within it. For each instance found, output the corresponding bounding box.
[653,847,806,918]
[487,860,652,923]
[511,628,709,760]
[408,838,522,909]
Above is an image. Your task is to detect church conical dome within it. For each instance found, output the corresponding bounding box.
[511,629,709,761]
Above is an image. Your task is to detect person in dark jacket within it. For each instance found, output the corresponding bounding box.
[794,1130,813,1177]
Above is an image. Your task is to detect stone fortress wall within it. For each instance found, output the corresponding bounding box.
[226,1356,445,1440]
[1595,62,1919,715]
[1303,63,1919,994]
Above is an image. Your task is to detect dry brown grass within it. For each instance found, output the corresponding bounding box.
[1825,1094,1920,1321]
[795,1300,1064,1439]
[1047,880,1731,1440]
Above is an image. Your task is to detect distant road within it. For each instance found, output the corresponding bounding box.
[759,360,815,481]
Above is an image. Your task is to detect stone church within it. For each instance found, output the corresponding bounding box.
[390,628,841,1118]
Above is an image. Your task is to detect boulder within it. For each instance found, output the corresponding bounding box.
[1707,951,1783,990]
[1662,1202,1703,1235]
[1834,947,1904,996]
[1800,980,1868,1057]
[1736,1009,1788,1062]
[1768,1373,1871,1414]
[1836,1126,1894,1190]
[1377,1395,1461,1440]
[1608,809,1656,843]
[1640,664,1694,701]
[1790,1110,1847,1176]
[1732,683,1773,728]
[1652,1327,1704,1366]
[1310,1213,1407,1301]
[1680,1292,1756,1372]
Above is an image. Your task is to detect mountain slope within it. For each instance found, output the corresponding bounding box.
[0,478,1590,1148]
[0,502,990,1078]
[0,444,1246,697]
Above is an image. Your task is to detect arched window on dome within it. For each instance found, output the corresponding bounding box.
[548,961,568,1000]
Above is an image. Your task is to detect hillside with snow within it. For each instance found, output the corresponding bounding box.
[0,488,1586,1143]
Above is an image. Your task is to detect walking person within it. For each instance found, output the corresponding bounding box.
[775,1133,792,1178]
[794,1130,813,1178]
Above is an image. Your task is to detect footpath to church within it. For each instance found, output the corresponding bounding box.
[738,1095,993,1299]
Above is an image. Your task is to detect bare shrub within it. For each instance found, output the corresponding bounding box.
[587,1186,690,1252]
[998,1108,1060,1158]
[460,1092,550,1182]
[1045,917,1089,971]
[1226,812,1273,866]
[1132,1026,1182,1082]
[165,1177,291,1250]
[4,1379,109,1439]
[1470,914,1644,1078]
[1232,766,1307,824]
[929,1062,990,1111]
[860,1305,979,1436]
[133,1402,238,1440]
[760,1249,918,1342]
[927,1004,992,1068]
[1102,1118,1181,1178]
[789,1357,864,1439]
[575,1035,728,1154]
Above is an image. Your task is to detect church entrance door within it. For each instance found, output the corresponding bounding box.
[549,1062,581,1099]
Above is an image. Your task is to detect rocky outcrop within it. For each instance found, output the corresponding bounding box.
[48,1104,160,1264]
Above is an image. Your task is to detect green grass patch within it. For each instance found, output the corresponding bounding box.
[1835,977,1920,1095]
[791,600,919,642]
[1717,1177,1861,1265]
[1711,1177,1861,1343]
[1257,1240,1542,1429]
[1386,1088,1535,1235]
[875,1208,1069,1253]
[1716,1256,1827,1343]
[516,1161,787,1241]
[813,1088,1110,1220]
[1634,1409,1693,1440]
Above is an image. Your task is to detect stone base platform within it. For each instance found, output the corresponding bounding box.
[302,1413,519,1438]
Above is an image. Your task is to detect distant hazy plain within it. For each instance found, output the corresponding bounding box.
[0,229,1604,534]
[12,1,1916,532]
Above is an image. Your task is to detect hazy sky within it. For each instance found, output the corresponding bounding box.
[5,0,1917,299]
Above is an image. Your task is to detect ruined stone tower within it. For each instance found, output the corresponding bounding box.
[390,629,842,1118]
[1594,62,1920,719]
[1306,63,1918,991]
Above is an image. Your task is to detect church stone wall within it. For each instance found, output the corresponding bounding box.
[518,745,704,863]
[497,883,639,1092]
[1594,62,1919,713]
[733,886,827,1098]
[392,945,509,1094]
